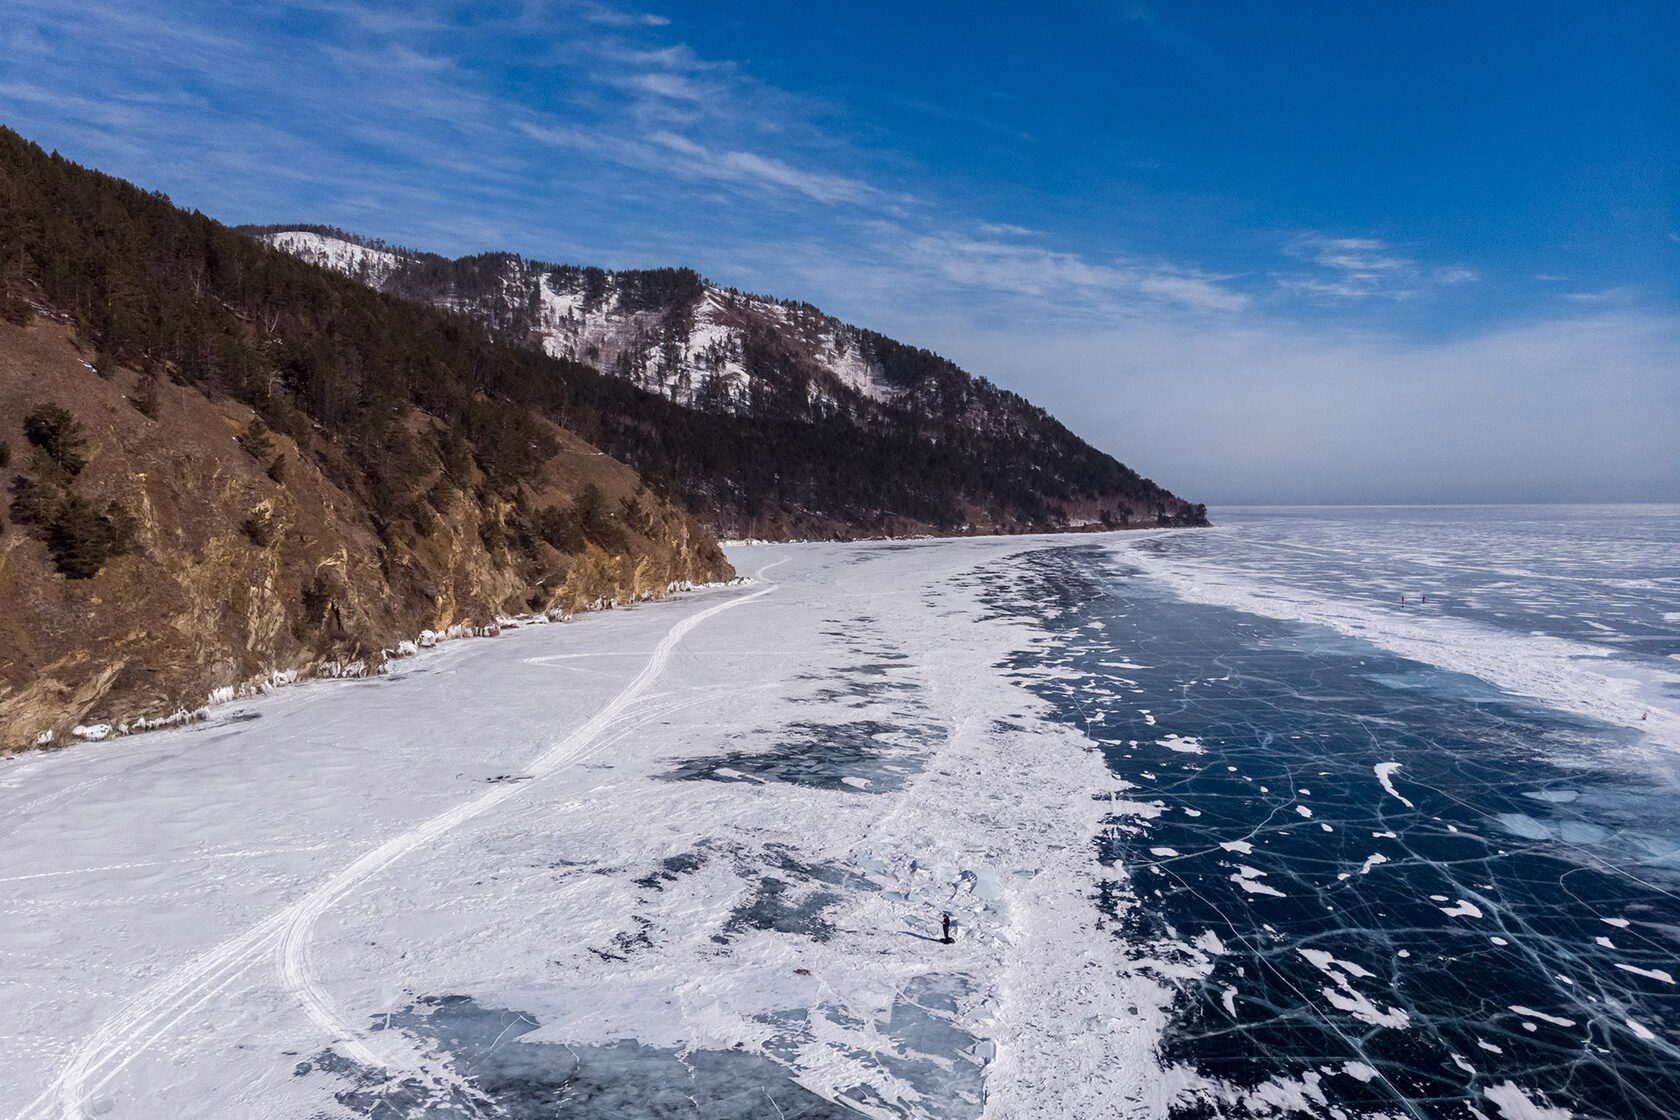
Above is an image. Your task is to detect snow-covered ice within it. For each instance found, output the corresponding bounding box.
[0,537,1185,1120]
[7,510,1678,1119]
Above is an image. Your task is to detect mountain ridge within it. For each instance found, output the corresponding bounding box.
[246,225,1210,538]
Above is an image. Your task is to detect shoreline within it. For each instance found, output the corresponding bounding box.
[9,576,750,758]
[0,535,1177,1117]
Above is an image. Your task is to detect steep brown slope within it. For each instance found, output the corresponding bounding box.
[0,317,730,751]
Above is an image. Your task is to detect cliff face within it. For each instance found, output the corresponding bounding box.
[0,317,729,751]
[256,229,1211,538]
[0,123,743,752]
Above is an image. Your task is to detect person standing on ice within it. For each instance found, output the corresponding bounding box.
[941,913,954,943]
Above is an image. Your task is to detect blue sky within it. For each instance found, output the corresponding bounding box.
[3,1,1675,502]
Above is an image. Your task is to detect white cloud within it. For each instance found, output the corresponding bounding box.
[1307,237,1410,274]
[888,230,1247,314]
[520,123,882,206]
[578,2,670,27]
[625,71,709,102]
[1562,286,1641,305]
[1276,234,1476,302]
[1433,266,1478,285]
[603,43,714,71]
[706,149,878,205]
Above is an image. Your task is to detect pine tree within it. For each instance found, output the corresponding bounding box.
[23,404,88,477]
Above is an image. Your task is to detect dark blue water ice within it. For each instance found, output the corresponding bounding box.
[658,718,930,793]
[659,613,940,794]
[310,984,982,1120]
[983,538,1680,1119]
[303,995,854,1118]
[756,975,986,1119]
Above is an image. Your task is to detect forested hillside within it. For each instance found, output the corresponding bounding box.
[0,128,730,749]
[0,124,1207,747]
[252,227,1210,538]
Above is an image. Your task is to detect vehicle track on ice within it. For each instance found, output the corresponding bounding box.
[16,566,782,1120]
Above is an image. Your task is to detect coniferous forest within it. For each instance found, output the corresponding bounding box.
[1,126,1204,543]
[253,224,1211,537]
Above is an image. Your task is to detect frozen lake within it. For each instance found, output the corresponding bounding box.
[1002,508,1680,1119]
[2,510,1676,1119]
[1,537,1164,1120]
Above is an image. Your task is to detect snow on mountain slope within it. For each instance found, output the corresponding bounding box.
[263,230,403,289]
[261,232,899,414]
[251,226,1212,536]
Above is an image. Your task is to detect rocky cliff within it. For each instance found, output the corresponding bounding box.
[0,130,731,751]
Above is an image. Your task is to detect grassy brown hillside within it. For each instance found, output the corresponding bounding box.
[0,125,735,751]
[0,317,728,750]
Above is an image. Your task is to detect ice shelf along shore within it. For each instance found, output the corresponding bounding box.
[0,536,1182,1120]
[3,514,1676,1120]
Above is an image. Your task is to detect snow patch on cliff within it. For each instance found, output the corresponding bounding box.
[262,231,403,288]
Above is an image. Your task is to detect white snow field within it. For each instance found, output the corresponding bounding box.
[0,537,1183,1120]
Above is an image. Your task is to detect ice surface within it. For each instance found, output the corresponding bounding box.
[306,995,858,1119]
[983,537,1680,1118]
[1117,505,1680,750]
[6,513,1677,1120]
[0,535,1184,1120]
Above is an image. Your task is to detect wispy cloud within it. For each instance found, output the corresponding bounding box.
[623,70,710,102]
[1562,285,1641,305]
[577,1,670,28]
[646,131,885,205]
[1275,235,1476,301]
[517,123,885,206]
[1119,4,1219,61]
[272,0,455,36]
[739,227,1249,323]
[901,230,1247,313]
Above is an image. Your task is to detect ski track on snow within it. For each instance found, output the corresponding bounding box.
[17,565,784,1120]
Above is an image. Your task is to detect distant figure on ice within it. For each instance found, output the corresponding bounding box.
[941,913,954,944]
